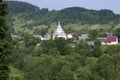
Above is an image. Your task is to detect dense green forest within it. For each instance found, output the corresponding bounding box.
[0,0,12,80]
[6,1,120,25]
[10,37,120,80]
[3,1,120,36]
[2,1,120,80]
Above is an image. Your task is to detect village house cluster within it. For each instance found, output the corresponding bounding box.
[11,22,119,46]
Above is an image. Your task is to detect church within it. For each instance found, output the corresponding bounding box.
[53,22,67,40]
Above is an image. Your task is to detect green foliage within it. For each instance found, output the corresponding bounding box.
[33,27,48,36]
[5,1,120,80]
[104,45,120,55]
[89,29,99,40]
[55,38,71,55]
[6,1,39,14]
[42,40,56,54]
[5,1,120,29]
[42,38,71,55]
[33,46,43,56]
[115,28,120,41]
[10,37,120,80]
[0,0,12,80]
[112,54,120,79]
[65,53,86,71]
[48,47,60,56]
[5,1,120,36]
[24,33,40,47]
[56,67,74,80]
[92,54,118,80]
[75,41,91,56]
[92,40,102,57]
[76,67,91,80]
[9,66,24,80]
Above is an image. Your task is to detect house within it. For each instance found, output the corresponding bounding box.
[11,35,21,40]
[33,34,51,41]
[78,34,89,40]
[87,41,94,46]
[101,35,118,45]
[44,33,51,40]
[67,34,73,39]
[68,43,76,48]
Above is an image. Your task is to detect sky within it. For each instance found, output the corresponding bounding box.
[8,0,120,14]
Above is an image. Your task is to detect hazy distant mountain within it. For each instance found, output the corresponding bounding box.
[5,1,120,28]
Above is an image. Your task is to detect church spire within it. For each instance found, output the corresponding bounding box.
[57,21,61,28]
[52,21,67,40]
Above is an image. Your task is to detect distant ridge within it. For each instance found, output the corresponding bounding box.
[5,1,120,27]
[4,1,40,13]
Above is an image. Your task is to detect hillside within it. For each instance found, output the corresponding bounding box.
[4,1,120,80]
[4,1,120,33]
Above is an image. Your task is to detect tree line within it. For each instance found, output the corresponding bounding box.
[5,1,120,28]
[1,1,120,80]
[9,33,120,80]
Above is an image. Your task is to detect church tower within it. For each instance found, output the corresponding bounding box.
[53,22,67,40]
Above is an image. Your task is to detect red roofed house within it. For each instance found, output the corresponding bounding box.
[102,34,118,45]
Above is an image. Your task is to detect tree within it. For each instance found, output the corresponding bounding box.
[24,33,40,47]
[56,67,74,80]
[75,41,91,56]
[55,38,71,55]
[42,40,56,54]
[92,40,102,57]
[104,45,120,55]
[0,0,11,80]
[92,54,116,80]
[76,67,91,80]
[112,54,120,79]
[33,27,48,36]
[49,59,67,80]
[89,29,99,40]
[65,53,86,71]
[115,28,120,42]
[48,47,60,56]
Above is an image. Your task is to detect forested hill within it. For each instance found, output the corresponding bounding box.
[5,1,40,14]
[5,1,120,27]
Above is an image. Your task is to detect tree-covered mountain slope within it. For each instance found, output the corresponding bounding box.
[4,1,120,33]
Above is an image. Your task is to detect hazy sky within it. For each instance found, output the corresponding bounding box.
[12,0,120,14]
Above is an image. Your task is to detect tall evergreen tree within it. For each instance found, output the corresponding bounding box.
[0,0,11,80]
